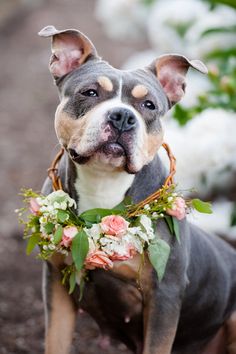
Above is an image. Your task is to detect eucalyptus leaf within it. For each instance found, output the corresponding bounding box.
[26,234,40,255]
[192,199,212,214]
[53,225,63,244]
[172,217,181,244]
[148,239,170,282]
[72,230,89,272]
[69,271,77,294]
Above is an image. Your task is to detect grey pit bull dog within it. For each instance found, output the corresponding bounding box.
[38,26,236,354]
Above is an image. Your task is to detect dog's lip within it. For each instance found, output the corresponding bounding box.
[99,142,126,157]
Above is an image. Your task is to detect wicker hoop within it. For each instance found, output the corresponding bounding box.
[47,143,177,214]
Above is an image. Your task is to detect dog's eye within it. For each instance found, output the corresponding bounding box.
[81,89,98,97]
[142,100,156,110]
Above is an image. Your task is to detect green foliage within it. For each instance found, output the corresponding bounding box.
[148,238,170,281]
[57,210,69,223]
[203,0,236,9]
[69,271,77,294]
[79,207,123,224]
[26,233,40,255]
[53,225,63,244]
[230,203,236,226]
[72,230,89,272]
[172,218,181,243]
[173,1,236,125]
[192,199,213,214]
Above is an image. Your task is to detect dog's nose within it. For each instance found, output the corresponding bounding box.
[108,108,137,132]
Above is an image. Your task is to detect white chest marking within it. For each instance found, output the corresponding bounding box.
[75,164,135,213]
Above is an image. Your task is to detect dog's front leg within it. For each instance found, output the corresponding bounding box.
[142,282,181,354]
[42,260,77,354]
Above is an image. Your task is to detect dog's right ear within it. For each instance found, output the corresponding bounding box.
[38,25,99,80]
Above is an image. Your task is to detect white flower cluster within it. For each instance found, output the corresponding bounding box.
[37,190,76,213]
[36,191,76,235]
[95,0,149,41]
[96,0,236,58]
[85,215,155,258]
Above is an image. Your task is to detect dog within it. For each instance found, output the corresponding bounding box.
[38,26,236,354]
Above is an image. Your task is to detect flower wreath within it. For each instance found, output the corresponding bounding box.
[17,143,212,295]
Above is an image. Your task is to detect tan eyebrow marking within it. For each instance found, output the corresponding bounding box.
[97,76,113,92]
[131,84,148,99]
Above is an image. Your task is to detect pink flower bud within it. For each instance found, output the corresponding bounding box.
[61,226,78,248]
[167,197,186,220]
[29,198,40,215]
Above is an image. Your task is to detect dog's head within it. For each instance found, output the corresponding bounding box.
[39,26,207,174]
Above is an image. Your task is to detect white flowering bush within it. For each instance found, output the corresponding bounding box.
[95,0,236,234]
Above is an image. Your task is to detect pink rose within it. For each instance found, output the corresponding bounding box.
[167,197,186,220]
[29,198,40,215]
[85,250,113,270]
[100,215,129,237]
[61,226,78,248]
[110,244,136,261]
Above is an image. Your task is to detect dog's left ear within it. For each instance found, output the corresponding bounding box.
[148,54,208,106]
[38,25,99,80]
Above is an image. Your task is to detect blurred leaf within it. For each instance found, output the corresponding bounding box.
[148,239,170,281]
[202,25,236,37]
[192,199,213,214]
[165,216,174,235]
[204,0,236,9]
[173,218,181,243]
[230,203,236,226]
[26,234,40,255]
[69,271,77,294]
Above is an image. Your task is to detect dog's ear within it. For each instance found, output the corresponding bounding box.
[38,25,99,80]
[148,54,208,106]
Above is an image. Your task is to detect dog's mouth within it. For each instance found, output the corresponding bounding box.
[99,142,126,158]
[68,142,126,163]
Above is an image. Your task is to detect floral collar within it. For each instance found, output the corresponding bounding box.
[17,143,212,295]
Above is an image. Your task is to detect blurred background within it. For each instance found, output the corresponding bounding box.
[0,0,235,353]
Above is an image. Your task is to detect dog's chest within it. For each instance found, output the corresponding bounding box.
[74,164,135,213]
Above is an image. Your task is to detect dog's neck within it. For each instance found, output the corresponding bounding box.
[60,152,167,214]
[74,162,135,213]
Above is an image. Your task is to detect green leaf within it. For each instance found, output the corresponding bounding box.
[79,208,121,224]
[79,276,85,302]
[57,210,69,223]
[72,230,89,272]
[148,239,170,282]
[69,271,77,294]
[172,217,181,244]
[53,225,63,244]
[192,199,213,214]
[114,196,132,211]
[201,25,236,37]
[26,233,40,255]
[44,222,54,234]
[230,203,236,226]
[165,216,174,235]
